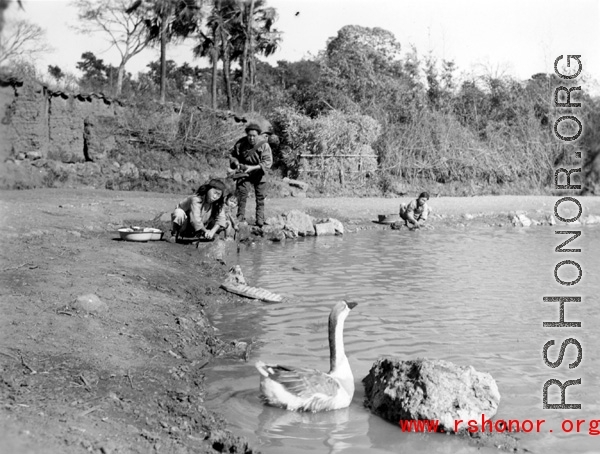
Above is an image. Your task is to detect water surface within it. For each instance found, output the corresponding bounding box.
[205,226,600,454]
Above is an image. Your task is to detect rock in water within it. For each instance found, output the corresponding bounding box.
[362,357,500,433]
[509,212,532,227]
[284,210,315,236]
[314,222,336,236]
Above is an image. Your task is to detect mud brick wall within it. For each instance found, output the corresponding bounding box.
[48,93,121,163]
[0,77,122,164]
[0,80,49,161]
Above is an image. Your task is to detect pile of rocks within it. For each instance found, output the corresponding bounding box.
[260,210,344,241]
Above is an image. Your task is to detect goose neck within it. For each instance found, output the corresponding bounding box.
[329,313,346,372]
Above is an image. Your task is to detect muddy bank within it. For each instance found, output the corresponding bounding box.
[1,189,599,454]
[0,190,256,454]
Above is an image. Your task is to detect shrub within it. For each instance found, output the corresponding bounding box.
[270,107,380,193]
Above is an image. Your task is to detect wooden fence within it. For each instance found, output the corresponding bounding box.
[297,153,378,186]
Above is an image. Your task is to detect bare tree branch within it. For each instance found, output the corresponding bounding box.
[0,18,51,66]
[72,0,152,95]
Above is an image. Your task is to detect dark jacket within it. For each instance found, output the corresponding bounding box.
[230,137,273,183]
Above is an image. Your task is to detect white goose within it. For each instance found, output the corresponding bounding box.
[255,300,357,412]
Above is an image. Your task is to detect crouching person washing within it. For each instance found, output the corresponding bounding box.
[170,179,228,242]
[399,191,432,230]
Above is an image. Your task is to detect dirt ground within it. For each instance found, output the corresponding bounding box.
[1,188,599,454]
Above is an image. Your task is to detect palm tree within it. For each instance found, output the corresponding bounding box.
[194,0,238,109]
[194,26,218,108]
[193,0,279,111]
[128,0,202,103]
[235,0,280,111]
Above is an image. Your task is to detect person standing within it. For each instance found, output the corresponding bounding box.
[229,122,273,227]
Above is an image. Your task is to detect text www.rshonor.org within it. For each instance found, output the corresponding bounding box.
[398,415,600,435]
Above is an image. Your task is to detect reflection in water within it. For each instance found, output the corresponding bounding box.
[204,227,600,454]
[257,406,352,454]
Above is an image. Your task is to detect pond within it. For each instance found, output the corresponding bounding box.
[204,226,600,454]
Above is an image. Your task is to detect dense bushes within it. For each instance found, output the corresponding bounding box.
[270,108,380,193]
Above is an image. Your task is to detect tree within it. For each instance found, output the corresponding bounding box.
[424,55,456,111]
[48,64,64,80]
[194,0,239,109]
[217,0,236,109]
[77,51,108,81]
[194,2,221,109]
[76,51,119,92]
[195,0,238,109]
[142,58,206,98]
[236,0,280,110]
[324,25,403,104]
[73,0,151,96]
[129,0,203,103]
[0,18,51,66]
[192,0,279,110]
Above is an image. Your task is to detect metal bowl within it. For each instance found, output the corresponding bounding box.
[118,228,153,242]
[377,214,400,224]
[145,228,164,241]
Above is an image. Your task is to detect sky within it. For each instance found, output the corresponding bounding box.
[4,0,600,87]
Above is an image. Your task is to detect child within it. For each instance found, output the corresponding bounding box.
[171,179,227,241]
[399,192,432,230]
[223,193,240,239]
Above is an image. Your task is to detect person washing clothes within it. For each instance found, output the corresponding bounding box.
[399,192,432,230]
[170,179,227,241]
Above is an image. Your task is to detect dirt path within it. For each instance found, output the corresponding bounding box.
[1,189,599,454]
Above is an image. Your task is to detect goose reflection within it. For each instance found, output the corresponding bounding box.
[256,404,354,454]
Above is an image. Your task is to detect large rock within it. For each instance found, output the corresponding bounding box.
[260,224,285,241]
[264,215,286,230]
[282,210,315,236]
[314,222,336,236]
[363,357,500,433]
[315,217,344,235]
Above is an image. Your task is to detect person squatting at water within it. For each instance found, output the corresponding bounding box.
[398,192,432,230]
[170,178,228,241]
[229,122,273,227]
